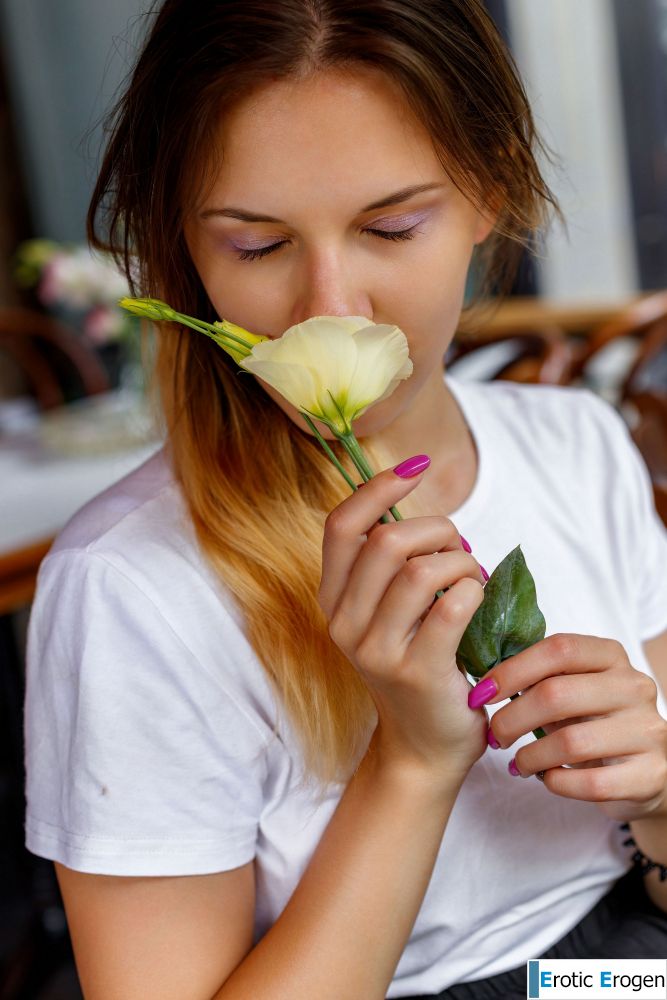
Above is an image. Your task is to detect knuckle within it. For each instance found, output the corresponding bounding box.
[327,614,344,648]
[324,507,350,537]
[606,637,627,662]
[436,577,483,619]
[559,725,591,760]
[369,522,406,556]
[637,670,659,701]
[538,675,568,709]
[403,554,435,585]
[355,634,391,676]
[585,768,611,801]
[454,549,483,578]
[438,516,460,545]
[546,632,578,663]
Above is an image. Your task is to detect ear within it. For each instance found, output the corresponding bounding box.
[473,195,502,245]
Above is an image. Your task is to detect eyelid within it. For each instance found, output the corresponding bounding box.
[367,210,428,230]
[230,210,430,249]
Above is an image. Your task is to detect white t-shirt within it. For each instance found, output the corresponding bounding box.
[24,375,667,996]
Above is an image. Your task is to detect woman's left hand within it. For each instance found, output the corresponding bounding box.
[480,633,667,823]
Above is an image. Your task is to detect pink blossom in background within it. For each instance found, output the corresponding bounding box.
[36,248,130,311]
[83,305,126,345]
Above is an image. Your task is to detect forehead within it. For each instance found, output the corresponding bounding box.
[203,67,448,207]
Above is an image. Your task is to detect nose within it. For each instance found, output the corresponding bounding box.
[289,247,372,326]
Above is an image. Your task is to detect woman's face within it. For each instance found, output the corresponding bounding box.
[184,66,497,438]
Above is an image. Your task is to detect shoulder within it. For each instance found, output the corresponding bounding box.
[41,444,244,631]
[447,374,628,456]
[50,444,186,558]
[30,446,270,727]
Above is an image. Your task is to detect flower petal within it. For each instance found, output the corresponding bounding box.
[282,315,372,338]
[243,323,360,424]
[344,324,413,418]
[239,357,323,413]
[241,314,413,432]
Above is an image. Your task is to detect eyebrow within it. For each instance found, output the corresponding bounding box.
[200,182,446,223]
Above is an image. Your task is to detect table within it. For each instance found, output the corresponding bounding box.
[456,293,654,338]
[0,391,162,614]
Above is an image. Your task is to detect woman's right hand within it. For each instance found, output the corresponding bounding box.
[318,456,490,787]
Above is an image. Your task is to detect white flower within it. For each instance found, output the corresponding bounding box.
[239,315,413,434]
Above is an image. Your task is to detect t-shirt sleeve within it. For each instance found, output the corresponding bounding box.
[24,547,268,876]
[584,390,667,643]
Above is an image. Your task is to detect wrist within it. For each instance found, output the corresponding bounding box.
[365,729,470,800]
[625,813,667,870]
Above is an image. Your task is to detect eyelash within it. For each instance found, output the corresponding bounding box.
[234,225,419,262]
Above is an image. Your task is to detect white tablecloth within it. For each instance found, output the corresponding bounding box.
[0,392,162,558]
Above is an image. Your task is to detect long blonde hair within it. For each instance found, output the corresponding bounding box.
[88,0,563,788]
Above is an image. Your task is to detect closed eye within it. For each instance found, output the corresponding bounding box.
[234,225,420,262]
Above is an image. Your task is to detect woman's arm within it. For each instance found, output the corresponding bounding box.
[481,631,667,919]
[53,462,488,999]
[212,462,488,998]
[57,743,464,1000]
[213,743,464,1000]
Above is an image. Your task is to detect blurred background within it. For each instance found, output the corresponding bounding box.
[0,1,665,996]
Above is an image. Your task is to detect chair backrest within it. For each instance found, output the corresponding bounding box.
[446,326,574,385]
[0,307,111,410]
[447,298,667,527]
[568,290,667,389]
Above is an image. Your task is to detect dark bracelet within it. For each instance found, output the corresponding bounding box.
[619,823,667,882]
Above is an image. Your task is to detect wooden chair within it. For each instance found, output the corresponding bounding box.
[622,390,667,525]
[572,291,667,525]
[446,325,575,385]
[448,294,667,526]
[568,290,667,392]
[0,306,110,410]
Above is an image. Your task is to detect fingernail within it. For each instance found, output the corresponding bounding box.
[486,725,500,749]
[468,676,498,709]
[393,454,431,478]
[460,535,472,553]
[508,758,523,777]
[480,565,490,582]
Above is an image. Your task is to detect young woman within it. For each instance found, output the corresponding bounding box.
[23,2,667,998]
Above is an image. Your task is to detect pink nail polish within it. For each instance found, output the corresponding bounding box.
[487,726,500,749]
[480,565,490,582]
[460,535,472,553]
[468,676,498,709]
[508,758,522,777]
[393,454,431,478]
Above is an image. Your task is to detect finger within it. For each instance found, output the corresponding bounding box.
[319,459,432,618]
[403,576,486,674]
[477,633,629,706]
[528,752,663,804]
[509,712,654,779]
[363,549,487,653]
[332,518,467,643]
[489,671,637,747]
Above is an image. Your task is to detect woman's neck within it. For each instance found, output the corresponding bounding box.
[361,367,478,519]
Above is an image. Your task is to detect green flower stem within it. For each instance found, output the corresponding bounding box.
[338,432,395,525]
[300,413,358,492]
[338,431,446,600]
[171,311,254,356]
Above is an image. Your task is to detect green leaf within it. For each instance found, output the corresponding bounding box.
[456,544,546,678]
